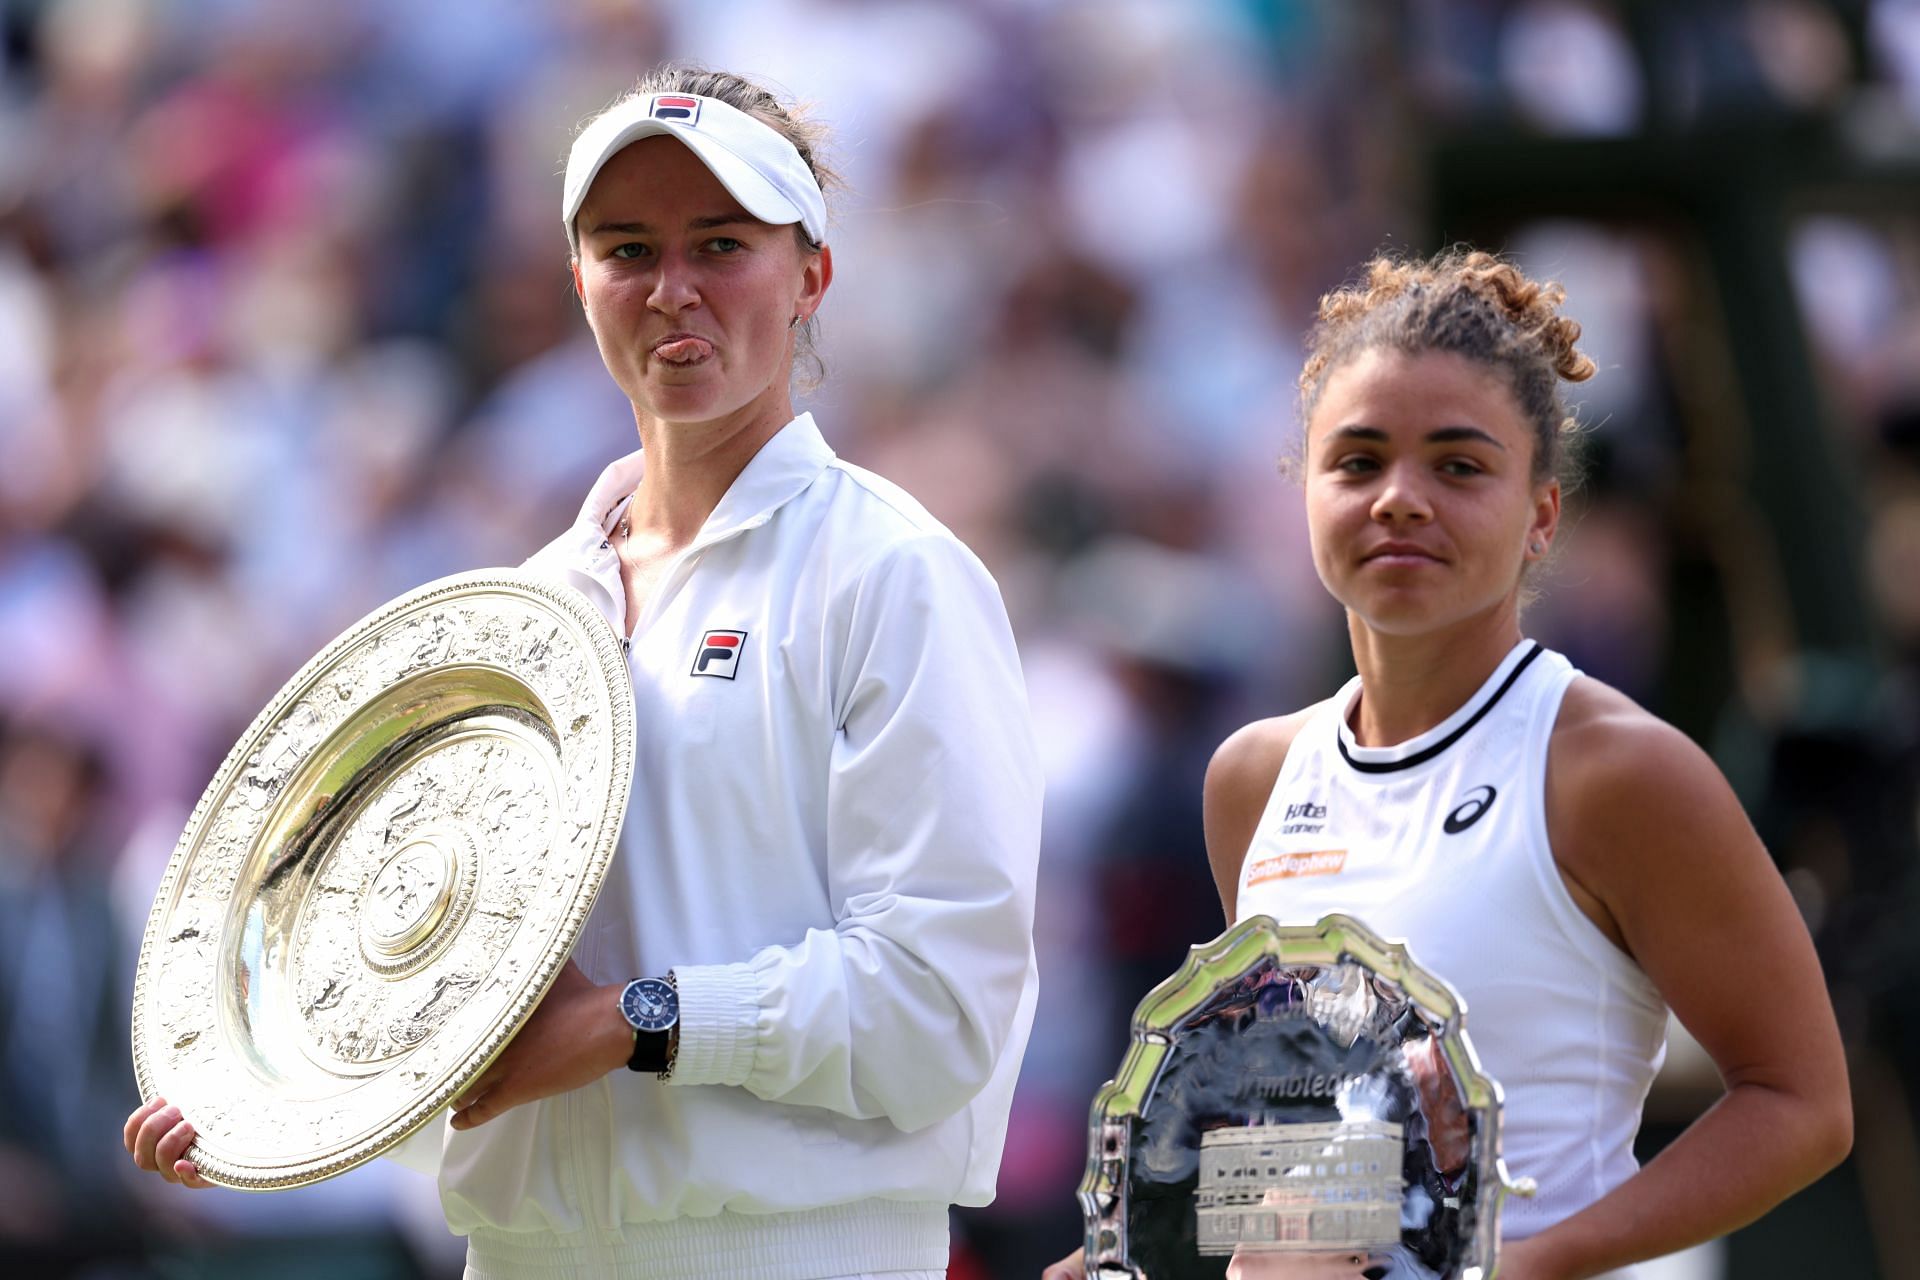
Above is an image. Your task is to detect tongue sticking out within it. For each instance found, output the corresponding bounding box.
[654,337,713,364]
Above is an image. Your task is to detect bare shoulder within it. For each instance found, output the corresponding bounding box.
[1549,676,1732,816]
[1547,675,1759,948]
[1203,701,1335,921]
[1206,709,1318,815]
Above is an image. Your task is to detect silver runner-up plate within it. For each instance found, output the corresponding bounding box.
[1081,914,1535,1280]
[131,570,635,1190]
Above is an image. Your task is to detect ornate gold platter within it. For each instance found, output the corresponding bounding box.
[130,570,634,1190]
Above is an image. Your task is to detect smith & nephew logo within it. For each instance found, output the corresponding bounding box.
[692,630,747,680]
[1244,849,1347,888]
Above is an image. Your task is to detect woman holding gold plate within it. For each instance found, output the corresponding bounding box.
[126,64,1042,1280]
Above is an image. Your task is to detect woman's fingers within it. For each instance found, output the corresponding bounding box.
[1041,1246,1087,1280]
[156,1117,198,1184]
[131,1104,182,1172]
[124,1097,210,1188]
[157,1117,196,1164]
[450,1086,500,1131]
[134,1108,194,1182]
[451,1061,505,1117]
[124,1097,168,1156]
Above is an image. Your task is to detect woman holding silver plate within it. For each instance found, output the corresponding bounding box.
[126,65,1043,1280]
[1048,252,1851,1280]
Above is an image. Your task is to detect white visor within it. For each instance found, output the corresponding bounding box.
[563,92,828,254]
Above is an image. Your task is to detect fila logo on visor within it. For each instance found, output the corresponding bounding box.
[651,95,701,125]
[692,630,746,679]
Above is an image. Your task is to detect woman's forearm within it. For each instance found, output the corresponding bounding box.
[1512,1079,1851,1279]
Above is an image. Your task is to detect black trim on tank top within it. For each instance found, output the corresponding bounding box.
[1337,642,1545,774]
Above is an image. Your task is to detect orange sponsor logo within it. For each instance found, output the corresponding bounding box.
[1245,849,1348,887]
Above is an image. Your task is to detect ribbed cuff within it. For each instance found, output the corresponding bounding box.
[667,962,761,1087]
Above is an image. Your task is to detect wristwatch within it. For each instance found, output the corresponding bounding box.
[619,973,679,1078]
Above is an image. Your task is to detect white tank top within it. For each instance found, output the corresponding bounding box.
[1235,639,1668,1247]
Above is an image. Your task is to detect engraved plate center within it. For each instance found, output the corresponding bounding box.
[363,841,454,956]
[1196,1121,1405,1255]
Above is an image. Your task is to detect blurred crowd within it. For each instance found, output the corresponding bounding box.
[4,0,1920,1276]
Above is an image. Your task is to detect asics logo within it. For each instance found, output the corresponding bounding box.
[1443,785,1497,835]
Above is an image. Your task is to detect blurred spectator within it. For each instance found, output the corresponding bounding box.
[0,717,140,1271]
[1500,0,1645,134]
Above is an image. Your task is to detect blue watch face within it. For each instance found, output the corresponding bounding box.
[621,977,678,1033]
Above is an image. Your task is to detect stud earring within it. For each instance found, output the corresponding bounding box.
[789,314,801,329]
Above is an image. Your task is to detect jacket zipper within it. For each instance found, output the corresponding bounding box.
[622,516,771,650]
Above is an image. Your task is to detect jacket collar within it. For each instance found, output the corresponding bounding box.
[543,413,834,634]
[581,411,835,548]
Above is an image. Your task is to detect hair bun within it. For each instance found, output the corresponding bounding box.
[1298,246,1594,487]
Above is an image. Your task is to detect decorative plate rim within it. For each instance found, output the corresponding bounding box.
[129,568,634,1190]
[1078,911,1520,1278]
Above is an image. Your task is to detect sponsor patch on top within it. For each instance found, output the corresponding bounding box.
[1244,849,1347,887]
[651,95,701,125]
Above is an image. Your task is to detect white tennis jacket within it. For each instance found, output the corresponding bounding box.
[391,413,1041,1278]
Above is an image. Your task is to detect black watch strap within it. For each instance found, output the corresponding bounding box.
[627,1027,673,1074]
[624,972,679,1078]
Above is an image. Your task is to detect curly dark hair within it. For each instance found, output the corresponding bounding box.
[1298,249,1596,486]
